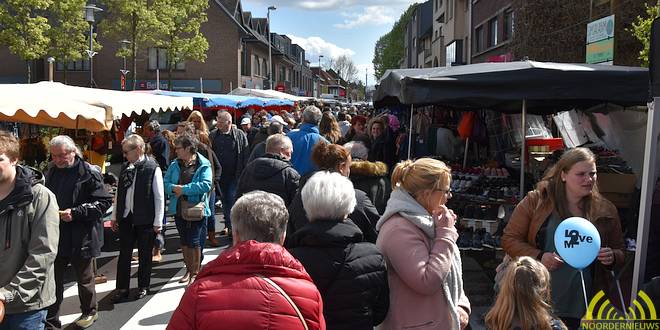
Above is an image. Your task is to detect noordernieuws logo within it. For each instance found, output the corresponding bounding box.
[581,290,659,329]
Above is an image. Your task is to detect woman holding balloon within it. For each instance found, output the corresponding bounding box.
[502,148,624,330]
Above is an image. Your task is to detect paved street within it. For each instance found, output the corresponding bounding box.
[57,216,230,330]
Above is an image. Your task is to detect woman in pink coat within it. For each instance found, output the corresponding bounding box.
[376,158,470,330]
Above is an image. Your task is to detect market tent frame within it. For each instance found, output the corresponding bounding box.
[374,60,652,302]
[0,81,193,131]
[229,87,310,103]
[147,90,265,108]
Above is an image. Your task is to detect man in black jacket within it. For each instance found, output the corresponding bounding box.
[45,135,112,330]
[143,120,169,172]
[209,111,249,236]
[236,134,300,206]
[110,135,164,302]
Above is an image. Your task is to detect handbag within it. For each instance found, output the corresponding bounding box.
[257,274,309,330]
[180,195,205,222]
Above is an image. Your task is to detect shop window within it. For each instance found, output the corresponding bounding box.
[56,59,90,71]
[488,18,498,47]
[503,10,513,41]
[148,48,185,71]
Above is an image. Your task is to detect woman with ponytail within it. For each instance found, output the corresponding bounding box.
[485,256,566,330]
[376,158,470,329]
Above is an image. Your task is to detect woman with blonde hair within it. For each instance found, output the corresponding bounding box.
[319,111,342,144]
[502,147,624,329]
[187,110,209,134]
[376,158,470,329]
[485,256,566,330]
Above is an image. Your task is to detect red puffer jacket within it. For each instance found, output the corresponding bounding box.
[168,240,326,330]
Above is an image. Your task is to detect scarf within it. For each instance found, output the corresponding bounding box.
[376,189,465,330]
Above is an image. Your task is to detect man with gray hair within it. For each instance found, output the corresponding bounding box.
[287,105,327,176]
[143,119,169,172]
[168,191,325,329]
[45,135,112,329]
[236,134,300,205]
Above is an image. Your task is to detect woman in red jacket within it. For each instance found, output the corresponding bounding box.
[168,191,325,330]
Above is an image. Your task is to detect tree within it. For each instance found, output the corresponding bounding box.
[0,0,53,83]
[328,55,358,83]
[629,3,659,67]
[154,0,209,90]
[48,0,100,83]
[100,0,162,90]
[372,3,416,80]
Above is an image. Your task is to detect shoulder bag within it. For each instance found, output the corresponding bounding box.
[180,195,205,222]
[257,274,309,330]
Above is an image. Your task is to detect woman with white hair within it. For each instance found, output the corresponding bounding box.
[344,141,391,214]
[290,171,389,330]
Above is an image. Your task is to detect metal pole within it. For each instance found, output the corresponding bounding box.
[89,23,94,88]
[408,104,414,160]
[520,99,527,199]
[268,10,272,90]
[156,69,160,90]
[200,77,204,93]
[631,99,660,302]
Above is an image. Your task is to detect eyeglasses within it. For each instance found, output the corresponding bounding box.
[437,188,453,196]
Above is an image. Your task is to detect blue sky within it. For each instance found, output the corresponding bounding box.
[241,0,417,85]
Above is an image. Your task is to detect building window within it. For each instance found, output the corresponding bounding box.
[488,18,498,47]
[148,48,185,70]
[263,60,268,78]
[448,0,454,20]
[475,25,484,52]
[503,10,513,41]
[56,59,90,71]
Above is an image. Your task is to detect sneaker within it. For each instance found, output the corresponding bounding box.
[75,313,98,329]
[482,232,496,249]
[457,228,473,251]
[110,289,130,304]
[136,288,149,300]
[471,228,484,251]
[625,238,637,251]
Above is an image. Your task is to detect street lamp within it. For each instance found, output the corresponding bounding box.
[47,57,55,82]
[83,3,103,88]
[267,5,276,90]
[119,39,131,90]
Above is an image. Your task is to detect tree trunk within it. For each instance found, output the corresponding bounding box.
[64,67,68,84]
[26,60,31,83]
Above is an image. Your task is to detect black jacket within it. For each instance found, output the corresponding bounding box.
[247,141,266,164]
[289,220,389,330]
[236,154,300,206]
[286,171,380,247]
[45,157,112,258]
[349,160,391,214]
[149,132,169,172]
[209,126,249,181]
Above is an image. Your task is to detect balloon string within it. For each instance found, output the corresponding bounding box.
[580,270,589,314]
[611,270,628,320]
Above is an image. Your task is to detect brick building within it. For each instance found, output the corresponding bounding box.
[0,0,314,95]
[471,0,513,64]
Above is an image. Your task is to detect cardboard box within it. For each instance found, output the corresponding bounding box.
[597,173,636,194]
[600,192,634,209]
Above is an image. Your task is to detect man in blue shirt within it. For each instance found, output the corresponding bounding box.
[287,106,327,176]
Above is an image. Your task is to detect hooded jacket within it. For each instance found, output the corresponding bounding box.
[168,240,326,330]
[290,220,389,330]
[44,157,112,258]
[236,154,300,205]
[349,160,391,214]
[286,170,380,247]
[287,123,327,177]
[0,166,59,314]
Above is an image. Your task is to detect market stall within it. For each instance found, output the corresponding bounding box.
[374,60,651,301]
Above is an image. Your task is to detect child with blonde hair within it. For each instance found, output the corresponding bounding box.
[486,256,566,330]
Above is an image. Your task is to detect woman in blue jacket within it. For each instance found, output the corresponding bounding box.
[164,134,213,284]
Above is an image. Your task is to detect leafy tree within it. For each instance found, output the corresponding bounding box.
[372,3,416,80]
[0,0,53,83]
[100,0,162,90]
[154,0,209,90]
[48,0,101,83]
[629,3,659,67]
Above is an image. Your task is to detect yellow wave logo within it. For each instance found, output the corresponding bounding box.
[582,290,659,329]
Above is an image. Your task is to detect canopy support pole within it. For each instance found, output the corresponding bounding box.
[631,99,659,302]
[200,77,204,93]
[408,104,414,160]
[520,99,527,199]
[463,138,470,168]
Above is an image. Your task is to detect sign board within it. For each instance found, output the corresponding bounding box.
[587,15,615,44]
[586,38,614,64]
[115,79,222,92]
[339,89,346,97]
[586,15,614,64]
[276,85,285,92]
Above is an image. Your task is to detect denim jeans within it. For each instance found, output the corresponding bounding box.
[1,309,47,330]
[219,179,237,230]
